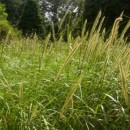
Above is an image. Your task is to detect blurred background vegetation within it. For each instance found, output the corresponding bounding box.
[0,0,130,40]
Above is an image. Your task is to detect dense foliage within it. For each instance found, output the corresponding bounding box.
[0,4,16,41]
[18,0,44,37]
[83,0,130,29]
[0,4,7,20]
[0,0,23,25]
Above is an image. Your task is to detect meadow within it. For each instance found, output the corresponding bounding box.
[0,13,130,130]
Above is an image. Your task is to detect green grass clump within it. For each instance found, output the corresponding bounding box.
[0,14,130,130]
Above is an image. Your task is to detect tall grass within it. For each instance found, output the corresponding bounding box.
[0,13,130,130]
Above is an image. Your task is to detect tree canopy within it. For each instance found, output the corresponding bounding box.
[83,0,130,28]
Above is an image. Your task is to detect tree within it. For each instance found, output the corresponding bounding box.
[83,0,130,29]
[40,0,85,40]
[40,0,67,23]
[40,0,84,23]
[18,0,45,37]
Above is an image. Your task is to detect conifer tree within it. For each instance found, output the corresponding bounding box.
[18,0,44,37]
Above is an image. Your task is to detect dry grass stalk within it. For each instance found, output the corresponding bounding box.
[81,19,87,38]
[97,16,105,33]
[108,13,123,44]
[42,33,51,56]
[119,62,129,105]
[119,20,130,42]
[54,38,83,82]
[59,8,70,30]
[89,11,102,38]
[60,75,83,118]
[51,22,56,41]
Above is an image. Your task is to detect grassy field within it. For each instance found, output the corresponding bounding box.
[0,15,130,130]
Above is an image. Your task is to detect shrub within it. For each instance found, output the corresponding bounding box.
[0,3,7,20]
[0,3,17,42]
[0,20,17,41]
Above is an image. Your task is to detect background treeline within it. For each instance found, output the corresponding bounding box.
[0,0,130,40]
